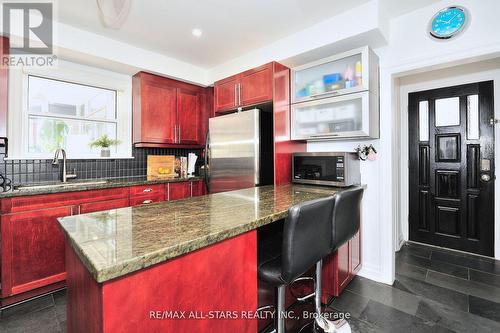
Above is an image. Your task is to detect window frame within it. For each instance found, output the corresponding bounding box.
[8,60,133,159]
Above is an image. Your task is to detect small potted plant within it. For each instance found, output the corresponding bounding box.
[89,135,121,157]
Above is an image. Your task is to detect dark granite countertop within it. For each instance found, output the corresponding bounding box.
[0,176,202,198]
[57,184,344,283]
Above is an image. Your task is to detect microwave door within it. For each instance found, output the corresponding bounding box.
[209,110,260,193]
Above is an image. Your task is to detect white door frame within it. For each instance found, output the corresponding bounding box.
[396,64,500,259]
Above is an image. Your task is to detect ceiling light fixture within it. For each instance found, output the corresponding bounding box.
[97,0,131,29]
[192,28,203,37]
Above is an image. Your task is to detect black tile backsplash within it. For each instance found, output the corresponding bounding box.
[0,146,202,186]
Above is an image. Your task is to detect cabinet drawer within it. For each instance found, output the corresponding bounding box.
[130,184,165,198]
[79,198,130,214]
[130,194,165,207]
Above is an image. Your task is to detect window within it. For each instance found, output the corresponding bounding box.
[9,60,132,159]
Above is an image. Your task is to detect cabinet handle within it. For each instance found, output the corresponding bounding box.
[142,200,154,205]
[238,83,241,106]
[143,188,153,193]
[234,84,238,106]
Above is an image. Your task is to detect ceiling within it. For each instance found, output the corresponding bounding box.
[57,0,440,69]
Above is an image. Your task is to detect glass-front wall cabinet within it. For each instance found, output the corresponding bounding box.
[291,46,379,140]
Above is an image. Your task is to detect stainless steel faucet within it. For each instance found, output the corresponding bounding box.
[52,149,77,182]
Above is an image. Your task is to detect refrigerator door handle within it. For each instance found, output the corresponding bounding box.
[204,131,210,193]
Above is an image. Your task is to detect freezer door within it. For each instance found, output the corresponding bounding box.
[209,110,260,193]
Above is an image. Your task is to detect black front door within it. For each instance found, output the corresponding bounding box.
[409,81,495,256]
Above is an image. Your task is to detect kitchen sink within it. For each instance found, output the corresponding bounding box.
[13,180,109,191]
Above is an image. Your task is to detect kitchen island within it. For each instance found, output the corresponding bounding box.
[58,184,347,332]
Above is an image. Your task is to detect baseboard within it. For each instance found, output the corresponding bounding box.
[358,263,393,285]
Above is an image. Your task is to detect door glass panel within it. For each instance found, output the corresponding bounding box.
[293,96,363,138]
[436,134,460,161]
[467,95,479,140]
[419,101,429,141]
[435,97,460,127]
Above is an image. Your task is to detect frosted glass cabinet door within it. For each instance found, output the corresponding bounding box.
[292,47,371,103]
[291,92,370,140]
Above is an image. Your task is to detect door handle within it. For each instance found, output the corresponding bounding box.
[480,174,492,183]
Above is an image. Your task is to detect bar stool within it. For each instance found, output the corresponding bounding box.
[324,186,364,333]
[258,196,335,333]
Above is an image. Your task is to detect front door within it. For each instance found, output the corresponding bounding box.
[409,81,495,256]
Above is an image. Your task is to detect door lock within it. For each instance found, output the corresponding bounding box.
[480,174,491,182]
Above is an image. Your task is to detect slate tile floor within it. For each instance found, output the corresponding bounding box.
[2,242,500,332]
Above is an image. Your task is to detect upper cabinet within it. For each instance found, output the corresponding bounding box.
[133,72,210,147]
[214,63,273,113]
[291,47,379,140]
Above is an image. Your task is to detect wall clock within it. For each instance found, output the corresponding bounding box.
[429,6,469,40]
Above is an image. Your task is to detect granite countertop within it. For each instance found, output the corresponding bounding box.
[0,176,202,198]
[58,184,343,283]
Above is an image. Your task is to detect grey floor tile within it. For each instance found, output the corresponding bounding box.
[397,252,469,279]
[346,276,421,316]
[417,297,500,333]
[329,290,370,318]
[0,306,61,333]
[394,274,468,312]
[359,300,454,333]
[431,251,500,276]
[469,295,500,323]
[395,260,428,281]
[348,316,385,333]
[0,295,55,319]
[426,270,500,304]
[469,269,500,288]
[401,242,433,259]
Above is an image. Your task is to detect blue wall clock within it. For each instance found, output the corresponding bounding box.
[429,6,469,40]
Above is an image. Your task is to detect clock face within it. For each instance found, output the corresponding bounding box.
[430,6,468,39]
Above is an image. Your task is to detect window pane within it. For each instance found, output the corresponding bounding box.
[28,76,116,120]
[467,95,479,140]
[435,97,460,127]
[28,116,117,156]
[419,101,429,141]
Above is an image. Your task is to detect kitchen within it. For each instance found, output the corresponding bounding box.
[2,1,500,333]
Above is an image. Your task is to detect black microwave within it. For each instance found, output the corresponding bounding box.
[292,152,360,187]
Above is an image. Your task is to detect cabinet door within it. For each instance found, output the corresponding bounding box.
[214,77,238,113]
[178,89,201,145]
[1,206,72,297]
[350,231,361,275]
[79,198,129,214]
[168,182,191,201]
[141,81,177,144]
[191,180,205,197]
[239,64,273,106]
[336,242,350,294]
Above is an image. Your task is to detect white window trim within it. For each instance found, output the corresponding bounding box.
[7,60,133,159]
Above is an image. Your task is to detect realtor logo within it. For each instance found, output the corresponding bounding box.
[3,2,53,54]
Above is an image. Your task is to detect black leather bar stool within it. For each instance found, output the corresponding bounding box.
[258,196,335,333]
[323,186,364,333]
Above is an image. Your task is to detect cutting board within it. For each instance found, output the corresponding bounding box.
[147,155,177,180]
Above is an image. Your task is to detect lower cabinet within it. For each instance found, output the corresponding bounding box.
[1,206,72,298]
[169,182,192,200]
[79,198,130,214]
[0,180,204,306]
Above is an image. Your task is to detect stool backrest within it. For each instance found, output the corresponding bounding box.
[331,186,364,252]
[281,196,335,283]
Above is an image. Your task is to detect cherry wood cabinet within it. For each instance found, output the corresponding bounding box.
[168,182,192,201]
[1,206,71,298]
[79,198,130,214]
[133,72,209,148]
[214,63,274,113]
[177,88,201,145]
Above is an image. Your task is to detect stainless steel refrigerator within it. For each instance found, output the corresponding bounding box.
[204,108,274,193]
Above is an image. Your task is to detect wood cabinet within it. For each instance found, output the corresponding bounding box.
[214,63,273,113]
[79,198,130,214]
[168,182,191,201]
[133,72,209,148]
[1,206,71,298]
